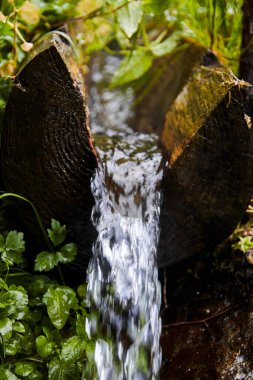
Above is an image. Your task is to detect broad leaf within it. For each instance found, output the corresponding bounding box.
[34,251,58,272]
[0,231,25,266]
[0,317,12,339]
[5,336,20,355]
[0,368,19,380]
[142,0,170,14]
[1,285,28,319]
[59,286,79,310]
[76,313,87,339]
[150,34,180,57]
[117,1,143,39]
[111,50,153,87]
[48,357,78,380]
[43,287,70,329]
[36,335,55,358]
[61,336,86,364]
[5,231,25,253]
[13,321,25,333]
[56,243,77,264]
[47,219,66,247]
[14,362,36,377]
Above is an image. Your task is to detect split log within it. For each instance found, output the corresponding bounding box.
[1,32,98,271]
[158,62,253,266]
[2,34,253,272]
[239,0,253,117]
[128,42,208,134]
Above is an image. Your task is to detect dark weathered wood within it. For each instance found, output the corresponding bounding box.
[158,63,253,266]
[239,0,253,117]
[129,43,217,134]
[1,32,98,269]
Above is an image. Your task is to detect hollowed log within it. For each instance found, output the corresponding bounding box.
[158,64,253,266]
[1,32,98,269]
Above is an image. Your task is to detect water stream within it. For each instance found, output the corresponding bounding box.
[85,53,164,379]
[85,132,163,379]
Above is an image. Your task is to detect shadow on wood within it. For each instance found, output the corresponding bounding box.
[2,34,253,272]
[1,32,98,273]
[158,63,253,266]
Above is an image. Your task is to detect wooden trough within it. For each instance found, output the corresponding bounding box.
[1,32,253,271]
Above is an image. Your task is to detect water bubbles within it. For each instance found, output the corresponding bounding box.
[86,132,163,379]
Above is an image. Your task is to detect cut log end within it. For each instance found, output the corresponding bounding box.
[158,65,253,267]
[1,32,98,260]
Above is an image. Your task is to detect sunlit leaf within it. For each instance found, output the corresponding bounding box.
[76,313,87,339]
[150,34,180,57]
[5,336,20,355]
[0,231,25,266]
[117,1,142,38]
[0,368,19,380]
[142,0,170,14]
[61,335,86,364]
[56,243,77,264]
[34,251,58,272]
[14,362,36,377]
[0,317,12,339]
[111,49,153,87]
[48,356,78,380]
[43,287,70,329]
[19,1,41,26]
[0,285,28,319]
[47,219,67,247]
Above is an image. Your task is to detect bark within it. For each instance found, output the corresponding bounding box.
[1,32,98,272]
[239,0,253,116]
[158,62,253,266]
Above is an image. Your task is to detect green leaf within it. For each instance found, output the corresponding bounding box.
[111,50,153,87]
[0,231,25,266]
[0,317,12,339]
[13,321,25,333]
[47,219,66,247]
[34,251,58,272]
[36,335,55,359]
[43,287,70,329]
[42,325,61,343]
[48,357,78,380]
[0,285,28,319]
[142,0,170,14]
[56,243,77,264]
[5,336,20,355]
[150,34,180,57]
[14,362,36,377]
[0,235,5,251]
[117,1,143,38]
[5,231,25,253]
[23,370,43,380]
[0,368,19,380]
[61,336,86,364]
[76,313,87,339]
[56,286,79,310]
[77,284,87,299]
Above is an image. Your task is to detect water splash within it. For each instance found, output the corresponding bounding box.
[85,132,163,379]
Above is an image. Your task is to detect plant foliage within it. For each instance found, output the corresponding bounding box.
[0,220,93,379]
[0,0,245,112]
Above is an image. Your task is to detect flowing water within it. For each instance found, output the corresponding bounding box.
[85,54,164,379]
[86,133,163,379]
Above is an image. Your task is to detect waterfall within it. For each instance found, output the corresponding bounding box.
[85,132,163,379]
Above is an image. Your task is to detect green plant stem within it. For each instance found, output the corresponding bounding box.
[1,266,9,292]
[65,0,139,25]
[0,193,53,252]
